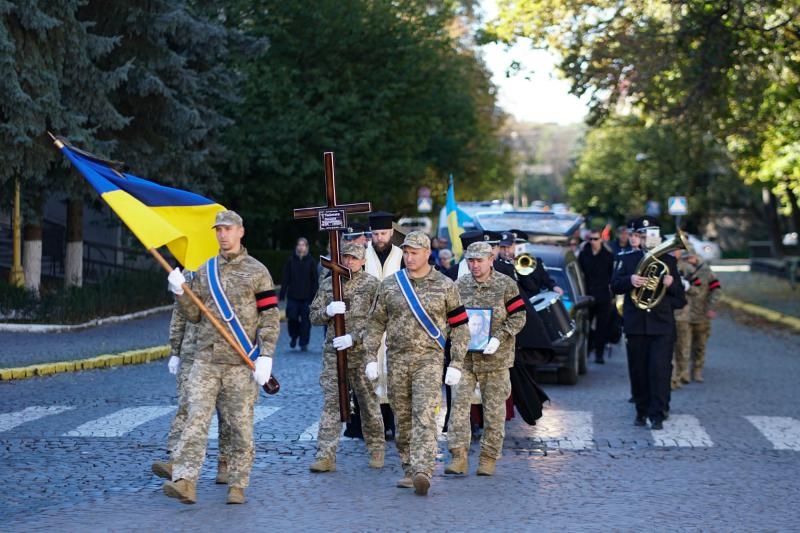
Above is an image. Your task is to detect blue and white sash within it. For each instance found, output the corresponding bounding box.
[207,256,260,361]
[395,269,446,350]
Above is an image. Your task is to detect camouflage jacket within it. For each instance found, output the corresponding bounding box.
[168,269,198,360]
[456,270,527,372]
[674,260,693,322]
[364,266,470,370]
[177,247,280,365]
[309,269,380,369]
[685,261,722,322]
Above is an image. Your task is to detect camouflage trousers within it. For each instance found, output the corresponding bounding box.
[672,321,691,383]
[167,357,231,464]
[448,367,511,459]
[172,360,258,488]
[388,358,442,478]
[316,355,385,460]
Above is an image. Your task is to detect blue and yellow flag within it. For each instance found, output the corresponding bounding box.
[445,175,471,261]
[55,138,226,270]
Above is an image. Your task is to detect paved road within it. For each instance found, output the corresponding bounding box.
[1,309,799,531]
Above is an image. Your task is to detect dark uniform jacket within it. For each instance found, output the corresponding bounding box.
[578,246,614,304]
[610,249,687,335]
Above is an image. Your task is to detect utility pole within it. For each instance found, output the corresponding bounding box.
[8,176,25,287]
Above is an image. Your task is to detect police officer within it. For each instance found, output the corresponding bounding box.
[163,210,280,504]
[364,231,470,496]
[446,242,526,476]
[611,216,686,430]
[308,242,385,472]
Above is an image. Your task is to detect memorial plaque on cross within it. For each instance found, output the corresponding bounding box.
[294,152,372,422]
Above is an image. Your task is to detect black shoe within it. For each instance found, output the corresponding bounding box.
[650,419,663,430]
[634,416,647,427]
[290,338,297,349]
[300,345,308,352]
[663,409,670,420]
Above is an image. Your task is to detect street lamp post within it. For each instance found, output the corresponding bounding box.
[9,176,25,287]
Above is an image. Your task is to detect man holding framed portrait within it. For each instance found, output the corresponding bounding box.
[447,241,527,476]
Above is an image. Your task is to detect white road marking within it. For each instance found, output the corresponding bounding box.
[63,406,175,437]
[0,406,75,433]
[746,416,800,451]
[651,414,713,447]
[299,422,318,441]
[208,405,280,439]
[524,410,594,450]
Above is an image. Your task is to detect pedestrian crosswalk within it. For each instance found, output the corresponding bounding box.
[2,405,800,451]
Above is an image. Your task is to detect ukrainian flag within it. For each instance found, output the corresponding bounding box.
[55,137,226,271]
[445,175,471,261]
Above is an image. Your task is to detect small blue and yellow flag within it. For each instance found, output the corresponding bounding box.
[55,137,226,270]
[445,175,470,260]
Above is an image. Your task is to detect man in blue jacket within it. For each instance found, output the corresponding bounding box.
[611,217,686,430]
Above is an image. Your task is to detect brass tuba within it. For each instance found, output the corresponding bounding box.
[630,229,690,310]
[514,253,537,276]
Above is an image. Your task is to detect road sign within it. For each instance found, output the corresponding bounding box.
[646,200,661,217]
[417,197,432,213]
[668,196,688,216]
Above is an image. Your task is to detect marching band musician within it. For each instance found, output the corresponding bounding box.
[498,230,563,296]
[611,216,686,430]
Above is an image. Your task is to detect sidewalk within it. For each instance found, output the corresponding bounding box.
[0,262,796,381]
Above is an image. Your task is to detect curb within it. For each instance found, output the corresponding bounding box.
[721,295,800,333]
[0,305,173,333]
[0,346,170,382]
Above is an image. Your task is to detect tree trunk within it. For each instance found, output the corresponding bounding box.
[23,223,42,297]
[762,188,783,258]
[786,186,800,234]
[65,198,83,287]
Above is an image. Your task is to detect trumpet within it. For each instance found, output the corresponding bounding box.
[514,253,537,276]
[631,229,690,310]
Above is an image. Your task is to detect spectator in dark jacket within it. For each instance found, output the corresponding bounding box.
[578,228,615,363]
[280,237,318,351]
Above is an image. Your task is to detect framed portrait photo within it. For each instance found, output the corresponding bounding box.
[466,308,493,352]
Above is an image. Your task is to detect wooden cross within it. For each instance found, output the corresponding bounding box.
[294,152,372,422]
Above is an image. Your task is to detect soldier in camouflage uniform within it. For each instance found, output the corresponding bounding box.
[163,210,280,505]
[308,242,385,472]
[151,283,233,485]
[683,249,722,382]
[364,231,470,496]
[446,242,527,476]
[672,251,693,389]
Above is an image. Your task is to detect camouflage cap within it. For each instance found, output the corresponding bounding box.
[212,210,243,228]
[401,230,430,249]
[464,241,493,259]
[341,241,366,260]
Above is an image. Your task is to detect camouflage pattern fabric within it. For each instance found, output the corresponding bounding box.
[171,360,257,488]
[685,261,722,323]
[364,267,470,477]
[309,270,385,459]
[449,270,526,456]
[672,320,691,384]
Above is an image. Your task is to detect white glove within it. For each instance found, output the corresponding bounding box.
[333,334,353,350]
[444,366,462,386]
[483,337,501,355]
[325,301,346,317]
[253,356,273,386]
[365,361,379,381]
[167,268,186,295]
[682,278,691,291]
[167,355,180,375]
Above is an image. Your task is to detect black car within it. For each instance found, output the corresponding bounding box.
[473,210,591,385]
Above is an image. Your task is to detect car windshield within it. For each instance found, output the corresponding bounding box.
[543,267,574,311]
[474,211,584,238]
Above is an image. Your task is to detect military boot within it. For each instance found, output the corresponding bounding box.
[163,479,196,504]
[692,368,704,383]
[151,461,172,480]
[412,472,430,496]
[309,457,336,473]
[476,455,496,476]
[396,474,413,488]
[444,448,468,475]
[368,450,385,469]
[215,460,229,484]
[226,487,246,504]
